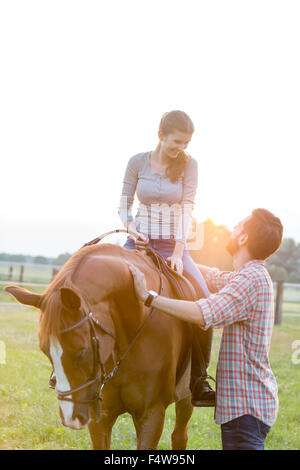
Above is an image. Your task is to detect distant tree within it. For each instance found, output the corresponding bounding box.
[53,253,72,266]
[33,256,49,265]
[266,237,300,282]
[0,253,27,262]
[289,271,300,283]
[189,221,300,283]
[189,219,233,271]
[266,264,288,282]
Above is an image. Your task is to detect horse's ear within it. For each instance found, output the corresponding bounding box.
[4,286,42,309]
[60,287,81,312]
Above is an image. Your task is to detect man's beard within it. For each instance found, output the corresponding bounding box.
[226,236,239,256]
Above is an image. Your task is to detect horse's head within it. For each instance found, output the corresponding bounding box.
[5,246,156,432]
[5,283,116,430]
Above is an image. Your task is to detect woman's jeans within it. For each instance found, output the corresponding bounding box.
[123,237,213,383]
[124,237,210,297]
[221,415,271,450]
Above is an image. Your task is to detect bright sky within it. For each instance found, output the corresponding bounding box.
[1,0,299,257]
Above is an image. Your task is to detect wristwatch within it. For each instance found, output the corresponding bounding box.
[144,290,158,307]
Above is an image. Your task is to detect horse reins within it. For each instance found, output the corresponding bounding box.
[49,229,164,417]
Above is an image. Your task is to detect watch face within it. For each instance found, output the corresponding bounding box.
[145,291,157,307]
[148,290,157,296]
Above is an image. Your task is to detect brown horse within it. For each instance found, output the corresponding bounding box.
[5,243,195,450]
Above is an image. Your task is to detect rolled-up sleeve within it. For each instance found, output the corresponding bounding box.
[175,158,198,242]
[196,273,257,330]
[205,268,235,293]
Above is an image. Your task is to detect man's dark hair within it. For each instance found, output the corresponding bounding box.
[243,208,283,260]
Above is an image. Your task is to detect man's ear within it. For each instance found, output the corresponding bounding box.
[239,233,248,246]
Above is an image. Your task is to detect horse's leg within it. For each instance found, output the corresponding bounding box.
[133,404,166,450]
[88,412,119,450]
[171,396,194,450]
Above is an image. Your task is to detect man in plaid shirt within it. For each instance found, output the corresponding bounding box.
[129,208,283,450]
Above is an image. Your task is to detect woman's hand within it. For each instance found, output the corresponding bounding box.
[167,254,184,275]
[167,241,185,275]
[126,221,149,247]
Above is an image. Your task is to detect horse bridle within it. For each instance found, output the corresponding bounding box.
[49,310,116,415]
[49,229,163,419]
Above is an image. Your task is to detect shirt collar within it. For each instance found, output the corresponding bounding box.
[238,259,265,271]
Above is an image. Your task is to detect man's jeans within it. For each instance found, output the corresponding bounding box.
[221,415,271,450]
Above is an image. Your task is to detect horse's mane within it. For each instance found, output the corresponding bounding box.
[39,244,127,346]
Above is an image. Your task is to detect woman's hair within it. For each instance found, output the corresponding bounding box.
[159,110,195,136]
[159,110,195,183]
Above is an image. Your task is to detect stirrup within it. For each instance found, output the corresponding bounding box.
[193,374,216,387]
[203,374,216,384]
[191,374,216,407]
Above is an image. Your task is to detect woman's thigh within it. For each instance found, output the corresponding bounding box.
[123,237,137,250]
[182,251,210,298]
[149,238,176,258]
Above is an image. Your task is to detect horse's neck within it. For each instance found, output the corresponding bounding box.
[109,281,146,353]
[76,251,160,352]
[77,252,145,337]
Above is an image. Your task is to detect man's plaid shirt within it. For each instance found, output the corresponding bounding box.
[197,260,278,426]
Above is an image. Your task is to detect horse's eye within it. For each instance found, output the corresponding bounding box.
[75,349,89,364]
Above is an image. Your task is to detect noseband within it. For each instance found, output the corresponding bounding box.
[49,310,116,416]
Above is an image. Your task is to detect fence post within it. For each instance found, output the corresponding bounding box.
[19,265,24,283]
[8,265,13,281]
[275,280,284,325]
[52,268,59,281]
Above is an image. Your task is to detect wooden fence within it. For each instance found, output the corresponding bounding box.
[274,281,300,325]
[0,261,59,284]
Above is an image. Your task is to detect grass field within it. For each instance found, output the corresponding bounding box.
[0,302,299,450]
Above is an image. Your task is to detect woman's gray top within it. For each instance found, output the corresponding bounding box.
[118,151,198,242]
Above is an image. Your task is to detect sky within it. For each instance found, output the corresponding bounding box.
[1,0,299,257]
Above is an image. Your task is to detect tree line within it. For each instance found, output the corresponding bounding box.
[1,220,299,282]
[190,219,300,283]
[0,252,72,266]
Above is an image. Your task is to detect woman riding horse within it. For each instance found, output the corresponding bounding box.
[118,110,215,406]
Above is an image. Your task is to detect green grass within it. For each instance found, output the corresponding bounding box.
[282,302,300,314]
[0,307,299,450]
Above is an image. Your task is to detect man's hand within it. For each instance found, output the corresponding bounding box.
[128,263,205,327]
[128,264,148,302]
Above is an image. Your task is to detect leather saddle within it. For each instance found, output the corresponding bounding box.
[145,247,205,302]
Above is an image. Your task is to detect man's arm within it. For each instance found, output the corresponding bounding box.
[152,296,205,327]
[128,263,255,330]
[197,264,235,293]
[128,264,205,327]
[197,264,216,278]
